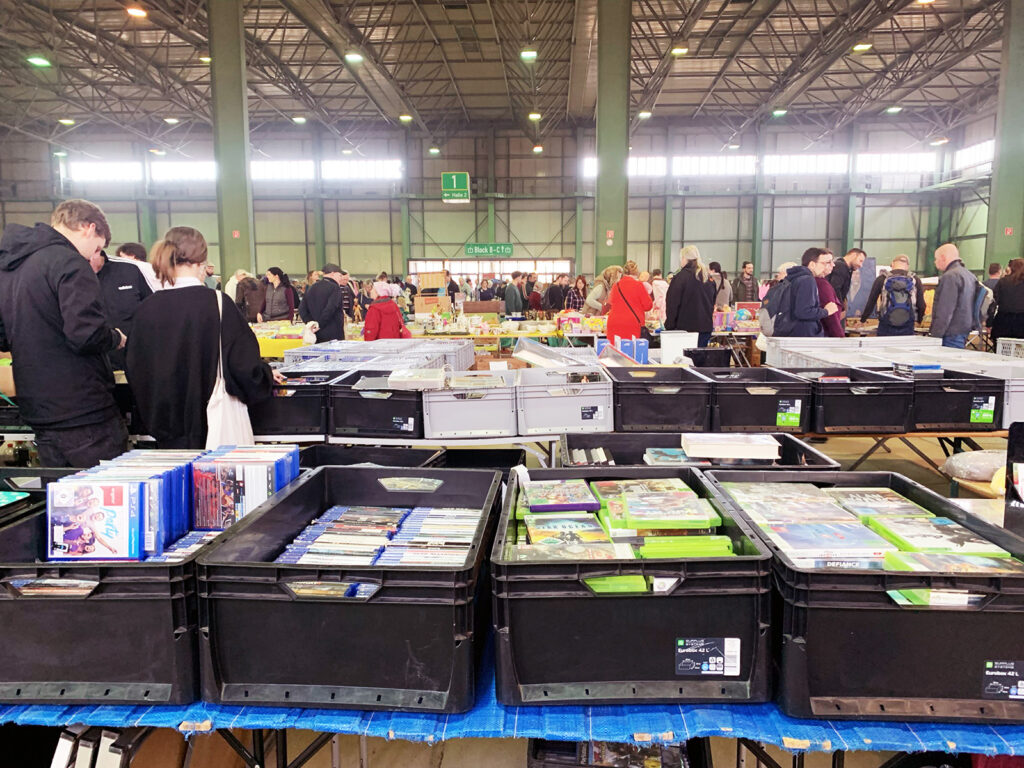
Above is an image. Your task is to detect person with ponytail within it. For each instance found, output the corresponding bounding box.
[126,227,282,449]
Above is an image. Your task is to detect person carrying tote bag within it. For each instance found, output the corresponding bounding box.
[127,227,280,450]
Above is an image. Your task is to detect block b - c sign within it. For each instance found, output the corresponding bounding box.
[441,172,470,203]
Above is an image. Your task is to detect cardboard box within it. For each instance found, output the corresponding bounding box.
[414,295,452,314]
[463,301,503,315]
[472,355,528,371]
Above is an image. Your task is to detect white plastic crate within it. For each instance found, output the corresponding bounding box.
[997,338,1024,359]
[516,367,613,435]
[558,347,600,365]
[422,371,518,438]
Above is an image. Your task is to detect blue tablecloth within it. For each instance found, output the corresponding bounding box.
[2,645,1024,755]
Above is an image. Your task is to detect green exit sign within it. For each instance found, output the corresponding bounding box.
[465,243,513,257]
[441,171,470,203]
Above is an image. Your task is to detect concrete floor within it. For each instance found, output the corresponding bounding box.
[142,435,1000,768]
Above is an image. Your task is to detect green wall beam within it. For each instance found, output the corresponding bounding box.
[594,0,630,273]
[138,199,158,249]
[662,195,673,275]
[401,197,411,270]
[208,0,255,277]
[575,198,584,277]
[986,0,1024,266]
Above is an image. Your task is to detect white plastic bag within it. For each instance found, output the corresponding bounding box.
[206,293,255,449]
[302,321,319,345]
[941,450,1006,482]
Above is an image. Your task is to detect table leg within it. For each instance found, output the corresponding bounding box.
[277,730,287,768]
[847,436,890,471]
[897,437,945,475]
[289,733,332,768]
[216,730,259,768]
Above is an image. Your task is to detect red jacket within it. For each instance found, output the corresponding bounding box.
[816,276,844,338]
[363,299,406,341]
[606,275,654,341]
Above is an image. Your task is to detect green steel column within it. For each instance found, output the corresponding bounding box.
[662,195,673,275]
[594,0,630,273]
[986,0,1024,264]
[750,131,766,278]
[841,126,858,255]
[575,198,584,276]
[208,0,255,277]
[487,126,496,242]
[138,201,158,248]
[311,131,326,269]
[401,197,411,270]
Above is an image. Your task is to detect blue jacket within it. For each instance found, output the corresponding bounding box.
[775,265,826,337]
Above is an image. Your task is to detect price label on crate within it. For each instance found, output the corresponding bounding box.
[982,660,1024,700]
[970,396,996,424]
[675,637,740,676]
[581,405,603,421]
[776,399,802,427]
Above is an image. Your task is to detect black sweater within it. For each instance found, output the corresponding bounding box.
[96,254,152,370]
[0,223,122,429]
[299,278,345,342]
[126,287,274,449]
[664,261,714,333]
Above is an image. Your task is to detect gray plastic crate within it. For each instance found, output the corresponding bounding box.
[516,367,613,435]
[423,371,518,438]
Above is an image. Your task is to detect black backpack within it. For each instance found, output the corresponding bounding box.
[878,271,916,327]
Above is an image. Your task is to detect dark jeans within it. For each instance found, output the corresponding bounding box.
[877,320,914,336]
[697,332,713,347]
[942,334,967,349]
[35,416,128,468]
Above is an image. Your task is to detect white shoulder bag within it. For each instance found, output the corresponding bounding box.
[206,292,256,449]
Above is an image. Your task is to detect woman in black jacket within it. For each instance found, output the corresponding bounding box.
[992,258,1024,344]
[664,245,715,346]
[126,227,281,449]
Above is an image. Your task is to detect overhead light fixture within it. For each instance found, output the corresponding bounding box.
[670,46,689,56]
[149,148,166,156]
[57,118,75,126]
[533,144,544,154]
[27,56,51,67]
[520,47,538,62]
[163,117,180,124]
[852,42,873,52]
[772,108,788,117]
[637,110,652,120]
[528,111,542,121]
[292,116,307,124]
[126,6,147,18]
[930,137,950,146]
[342,148,353,155]
[199,55,212,64]
[885,106,903,114]
[727,143,741,150]
[428,146,441,155]
[398,114,413,123]
[916,0,935,4]
[53,151,67,158]
[344,52,364,64]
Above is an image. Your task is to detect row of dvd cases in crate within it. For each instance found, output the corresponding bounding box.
[255,364,1008,439]
[0,455,1021,724]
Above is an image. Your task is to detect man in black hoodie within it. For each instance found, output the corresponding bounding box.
[298,263,346,342]
[0,199,128,467]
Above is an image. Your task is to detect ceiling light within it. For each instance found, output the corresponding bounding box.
[637,110,652,120]
[344,52,364,64]
[528,111,542,121]
[53,151,67,158]
[916,0,935,4]
[148,148,166,156]
[671,46,689,56]
[398,114,413,123]
[342,149,353,155]
[199,55,212,64]
[292,116,307,124]
[428,146,440,155]
[885,106,903,114]
[852,42,873,52]
[727,143,741,150]
[58,118,75,126]
[772,108,788,117]
[163,117,179,124]
[126,6,147,18]
[27,56,51,68]
[930,137,950,146]
[533,144,544,154]
[520,47,538,62]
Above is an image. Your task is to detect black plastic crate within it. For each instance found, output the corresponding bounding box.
[705,469,1024,723]
[299,444,442,469]
[492,466,771,706]
[249,376,330,436]
[682,348,734,367]
[906,370,1004,432]
[782,367,913,433]
[605,367,712,432]
[428,448,527,484]
[559,432,839,470]
[701,368,812,433]
[198,466,502,713]
[0,473,236,706]
[329,370,424,438]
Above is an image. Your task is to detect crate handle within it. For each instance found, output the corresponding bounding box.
[941,386,971,393]
[886,588,994,610]
[546,386,584,397]
[744,385,779,395]
[849,385,883,395]
[5,576,100,598]
[648,385,682,395]
[581,575,652,595]
[452,392,487,401]
[358,391,392,400]
[280,580,380,601]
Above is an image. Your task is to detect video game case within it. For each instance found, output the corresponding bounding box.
[742,499,855,526]
[522,479,600,512]
[867,516,1009,557]
[884,551,1024,574]
[762,521,898,560]
[48,481,143,561]
[505,541,634,561]
[590,478,693,507]
[823,487,934,520]
[524,513,610,545]
[622,494,721,530]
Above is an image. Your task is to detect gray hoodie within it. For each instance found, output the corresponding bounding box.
[929,259,977,338]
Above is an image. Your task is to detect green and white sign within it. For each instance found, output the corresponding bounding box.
[970,395,996,424]
[464,242,513,257]
[776,398,803,428]
[441,171,470,203]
